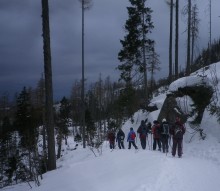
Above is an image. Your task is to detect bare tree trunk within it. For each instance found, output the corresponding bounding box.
[209,0,212,48]
[169,0,174,83]
[81,0,86,149]
[79,0,92,148]
[98,73,102,142]
[41,0,56,171]
[56,133,62,159]
[175,0,179,79]
[191,4,199,67]
[186,0,191,76]
[142,0,148,100]
[208,0,212,65]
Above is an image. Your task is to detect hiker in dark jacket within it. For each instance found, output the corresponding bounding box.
[107,130,116,149]
[137,120,149,149]
[170,117,185,157]
[116,129,125,149]
[160,118,170,153]
[152,120,161,151]
[127,127,138,149]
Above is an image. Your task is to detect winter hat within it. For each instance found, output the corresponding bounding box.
[153,120,158,124]
[162,118,166,122]
[130,127,133,131]
[176,117,180,122]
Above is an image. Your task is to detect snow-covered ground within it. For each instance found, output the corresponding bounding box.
[3,132,220,191]
[3,62,220,191]
[3,115,220,191]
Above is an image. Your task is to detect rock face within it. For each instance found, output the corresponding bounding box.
[157,94,187,125]
[158,85,213,125]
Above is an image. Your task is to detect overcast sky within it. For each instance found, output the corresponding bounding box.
[0,0,219,101]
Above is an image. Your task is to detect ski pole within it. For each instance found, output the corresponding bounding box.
[147,136,150,150]
[151,133,153,150]
[166,137,168,156]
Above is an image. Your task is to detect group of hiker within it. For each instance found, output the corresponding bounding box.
[107,116,185,158]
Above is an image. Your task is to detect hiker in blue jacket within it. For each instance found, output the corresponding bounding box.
[127,127,138,149]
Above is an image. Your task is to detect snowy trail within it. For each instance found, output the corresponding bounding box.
[30,149,165,191]
[3,138,220,191]
[151,155,220,191]
[46,148,220,191]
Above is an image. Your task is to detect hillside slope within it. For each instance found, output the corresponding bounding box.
[4,62,220,191]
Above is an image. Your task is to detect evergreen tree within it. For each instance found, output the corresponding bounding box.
[59,97,71,140]
[85,108,96,142]
[56,97,71,159]
[118,0,154,117]
[118,0,154,90]
[15,87,35,148]
[115,84,138,122]
[14,87,42,184]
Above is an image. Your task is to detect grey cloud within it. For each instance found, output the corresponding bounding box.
[0,0,220,101]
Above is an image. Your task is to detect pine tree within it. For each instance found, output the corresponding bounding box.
[15,87,34,148]
[56,97,71,159]
[85,108,96,143]
[118,0,154,99]
[15,87,41,184]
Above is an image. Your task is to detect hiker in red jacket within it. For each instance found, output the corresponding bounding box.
[170,117,186,158]
[107,130,116,149]
[152,120,161,151]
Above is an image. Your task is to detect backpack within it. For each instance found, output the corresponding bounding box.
[162,123,169,135]
[155,125,160,135]
[118,130,125,141]
[141,125,147,135]
[108,132,115,141]
[174,124,183,139]
[141,127,147,139]
[130,132,136,140]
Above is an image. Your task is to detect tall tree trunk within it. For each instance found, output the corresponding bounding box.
[142,0,148,101]
[98,74,102,142]
[191,4,199,67]
[41,0,56,171]
[209,0,212,65]
[169,0,174,83]
[175,0,179,79]
[186,0,191,76]
[209,0,212,47]
[57,133,62,159]
[81,0,86,149]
